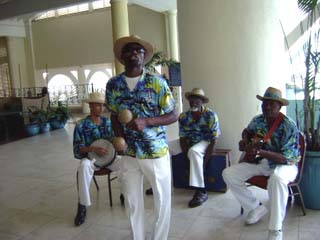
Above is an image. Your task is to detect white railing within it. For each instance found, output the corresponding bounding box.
[0,84,105,107]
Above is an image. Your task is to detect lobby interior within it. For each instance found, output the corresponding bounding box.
[1,0,320,239]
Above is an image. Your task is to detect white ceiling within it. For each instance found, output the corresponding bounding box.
[0,0,177,21]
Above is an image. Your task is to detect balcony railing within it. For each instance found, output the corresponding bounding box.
[0,84,105,107]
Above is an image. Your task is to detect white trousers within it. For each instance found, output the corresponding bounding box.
[120,154,171,240]
[77,157,120,206]
[169,139,209,188]
[222,159,298,230]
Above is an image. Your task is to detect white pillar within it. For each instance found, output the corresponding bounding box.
[110,0,130,74]
[165,10,179,61]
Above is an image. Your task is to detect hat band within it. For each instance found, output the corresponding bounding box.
[264,92,282,100]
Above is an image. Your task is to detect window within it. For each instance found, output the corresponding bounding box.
[33,1,110,21]
[37,64,113,105]
[88,71,109,92]
[0,37,11,97]
[48,74,75,104]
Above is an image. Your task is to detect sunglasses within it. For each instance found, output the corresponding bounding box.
[122,45,146,54]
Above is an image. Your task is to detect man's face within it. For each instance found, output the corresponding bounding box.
[261,100,281,119]
[188,95,204,111]
[121,43,146,67]
[89,103,104,116]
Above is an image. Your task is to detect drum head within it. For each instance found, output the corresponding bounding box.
[88,139,116,168]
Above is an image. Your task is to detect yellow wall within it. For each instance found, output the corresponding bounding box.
[31,5,167,70]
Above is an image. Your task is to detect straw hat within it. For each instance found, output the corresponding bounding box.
[185,88,209,103]
[84,92,105,104]
[256,87,289,106]
[113,35,154,65]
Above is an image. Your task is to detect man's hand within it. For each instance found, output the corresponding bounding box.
[126,118,147,132]
[239,139,247,151]
[91,146,108,157]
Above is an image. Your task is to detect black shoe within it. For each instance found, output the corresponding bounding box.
[145,188,153,195]
[120,194,125,206]
[74,203,86,226]
[188,191,208,208]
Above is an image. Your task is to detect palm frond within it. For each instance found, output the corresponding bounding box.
[145,51,178,74]
[298,0,319,13]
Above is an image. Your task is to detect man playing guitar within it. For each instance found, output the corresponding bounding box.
[223,87,300,240]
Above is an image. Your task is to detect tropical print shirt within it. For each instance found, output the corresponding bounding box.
[105,70,176,159]
[247,114,300,168]
[179,106,220,146]
[73,116,114,159]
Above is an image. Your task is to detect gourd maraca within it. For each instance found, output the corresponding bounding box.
[113,110,132,152]
[118,109,133,125]
[112,136,128,152]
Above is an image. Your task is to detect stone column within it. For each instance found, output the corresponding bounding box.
[110,0,130,74]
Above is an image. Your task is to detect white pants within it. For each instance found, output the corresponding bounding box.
[77,157,120,206]
[169,139,209,188]
[120,154,171,240]
[222,159,298,230]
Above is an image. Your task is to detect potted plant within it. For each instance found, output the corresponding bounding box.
[24,106,41,136]
[289,0,320,209]
[37,110,51,133]
[144,51,177,74]
[48,101,71,130]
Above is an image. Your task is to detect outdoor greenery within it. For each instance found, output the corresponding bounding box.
[291,0,320,150]
[145,51,178,75]
[48,101,71,123]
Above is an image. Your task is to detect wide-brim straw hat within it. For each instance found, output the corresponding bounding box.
[113,35,154,65]
[185,88,209,103]
[256,87,289,106]
[84,92,105,104]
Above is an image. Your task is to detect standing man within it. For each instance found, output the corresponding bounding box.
[73,92,120,226]
[105,35,178,240]
[222,87,300,240]
[170,88,220,207]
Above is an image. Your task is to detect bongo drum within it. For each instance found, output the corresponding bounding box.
[88,139,116,168]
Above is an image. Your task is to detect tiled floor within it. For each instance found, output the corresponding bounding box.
[0,121,320,240]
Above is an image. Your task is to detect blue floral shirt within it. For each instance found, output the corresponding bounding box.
[105,70,176,159]
[179,106,220,146]
[247,114,300,168]
[73,116,114,159]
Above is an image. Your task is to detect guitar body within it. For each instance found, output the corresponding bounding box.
[239,134,264,163]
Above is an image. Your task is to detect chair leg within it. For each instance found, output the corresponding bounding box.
[93,176,99,190]
[295,185,306,216]
[287,186,293,204]
[108,173,113,207]
[240,206,244,215]
[76,171,80,202]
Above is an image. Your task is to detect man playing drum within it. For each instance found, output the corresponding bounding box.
[73,92,120,226]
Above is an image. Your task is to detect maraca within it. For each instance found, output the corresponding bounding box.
[112,136,128,152]
[118,109,133,125]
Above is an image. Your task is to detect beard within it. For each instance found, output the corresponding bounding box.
[190,106,200,112]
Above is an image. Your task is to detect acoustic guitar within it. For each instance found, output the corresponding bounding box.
[239,134,264,163]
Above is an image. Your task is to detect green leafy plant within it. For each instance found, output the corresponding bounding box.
[27,106,49,125]
[290,0,320,150]
[145,51,178,74]
[48,101,71,123]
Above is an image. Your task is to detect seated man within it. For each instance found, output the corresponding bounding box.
[170,88,221,207]
[222,87,300,240]
[73,92,120,226]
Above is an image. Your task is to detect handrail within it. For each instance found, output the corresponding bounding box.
[0,84,105,107]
